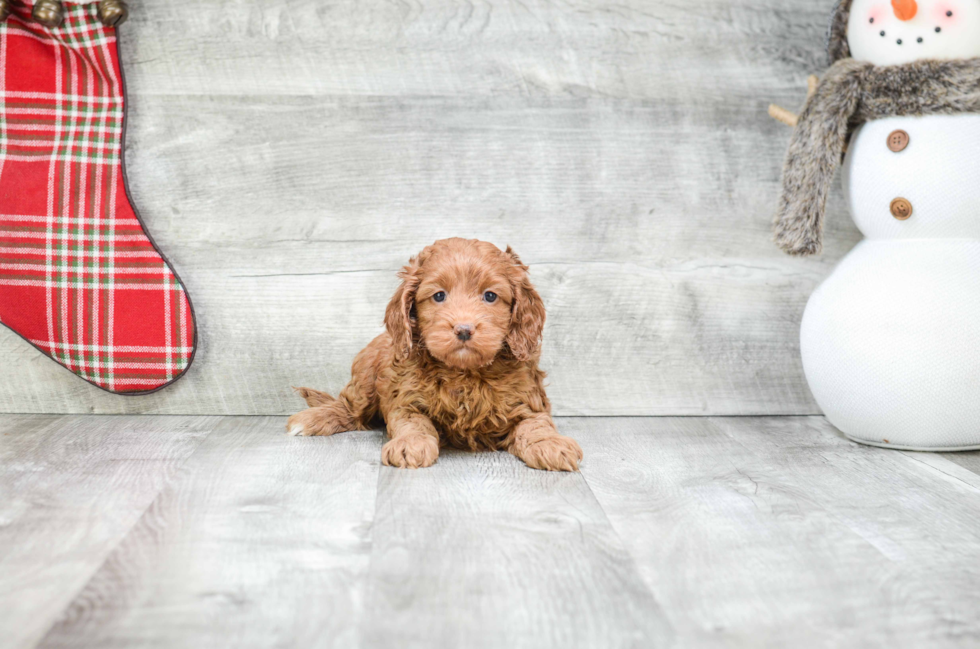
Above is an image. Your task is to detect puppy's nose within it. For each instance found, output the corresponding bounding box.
[454,324,474,341]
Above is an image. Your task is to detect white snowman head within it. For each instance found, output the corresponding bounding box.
[844,0,980,65]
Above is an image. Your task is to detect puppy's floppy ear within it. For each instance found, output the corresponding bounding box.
[504,246,546,362]
[385,254,423,360]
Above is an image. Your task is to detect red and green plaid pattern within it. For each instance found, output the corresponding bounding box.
[0,2,196,393]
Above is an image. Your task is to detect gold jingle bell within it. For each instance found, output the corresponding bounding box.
[33,0,65,28]
[97,0,128,27]
[0,0,12,23]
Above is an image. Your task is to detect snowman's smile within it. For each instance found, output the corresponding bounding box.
[874,10,948,47]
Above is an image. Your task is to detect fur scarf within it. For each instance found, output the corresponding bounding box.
[773,57,980,256]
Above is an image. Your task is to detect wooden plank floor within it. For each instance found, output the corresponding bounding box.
[3,415,980,648]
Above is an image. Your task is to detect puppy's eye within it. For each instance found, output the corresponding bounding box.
[433,291,446,303]
[483,291,498,303]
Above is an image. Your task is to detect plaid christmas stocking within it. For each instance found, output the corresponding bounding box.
[0,2,197,394]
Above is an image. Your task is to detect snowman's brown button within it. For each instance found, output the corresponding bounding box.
[887,129,910,152]
[890,197,913,220]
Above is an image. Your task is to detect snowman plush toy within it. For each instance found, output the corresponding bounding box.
[774,0,980,450]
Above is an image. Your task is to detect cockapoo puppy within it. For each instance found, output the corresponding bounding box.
[286,238,583,471]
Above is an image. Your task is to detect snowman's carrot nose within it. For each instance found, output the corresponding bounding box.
[892,0,918,21]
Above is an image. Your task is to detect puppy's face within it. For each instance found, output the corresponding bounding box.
[385,239,545,369]
[414,250,513,369]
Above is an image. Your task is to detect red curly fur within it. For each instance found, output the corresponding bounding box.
[286,238,583,471]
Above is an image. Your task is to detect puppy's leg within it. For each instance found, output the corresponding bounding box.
[286,339,384,437]
[381,412,440,469]
[508,413,583,472]
[286,400,356,437]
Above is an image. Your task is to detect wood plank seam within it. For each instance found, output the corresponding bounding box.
[29,416,225,646]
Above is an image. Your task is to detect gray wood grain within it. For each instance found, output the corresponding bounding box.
[0,0,857,416]
[567,416,980,648]
[38,417,382,648]
[360,447,673,649]
[0,415,217,649]
[5,414,980,647]
[936,450,980,478]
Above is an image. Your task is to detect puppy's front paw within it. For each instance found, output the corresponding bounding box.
[382,434,439,469]
[518,435,583,472]
[285,406,351,437]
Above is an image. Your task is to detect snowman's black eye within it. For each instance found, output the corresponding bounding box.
[936,26,942,32]
[433,291,446,303]
[483,291,497,303]
[947,10,953,17]
[869,17,875,23]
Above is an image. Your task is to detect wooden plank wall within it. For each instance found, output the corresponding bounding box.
[0,0,861,415]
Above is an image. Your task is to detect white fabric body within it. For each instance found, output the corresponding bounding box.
[844,114,980,240]
[847,0,980,66]
[801,114,980,450]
